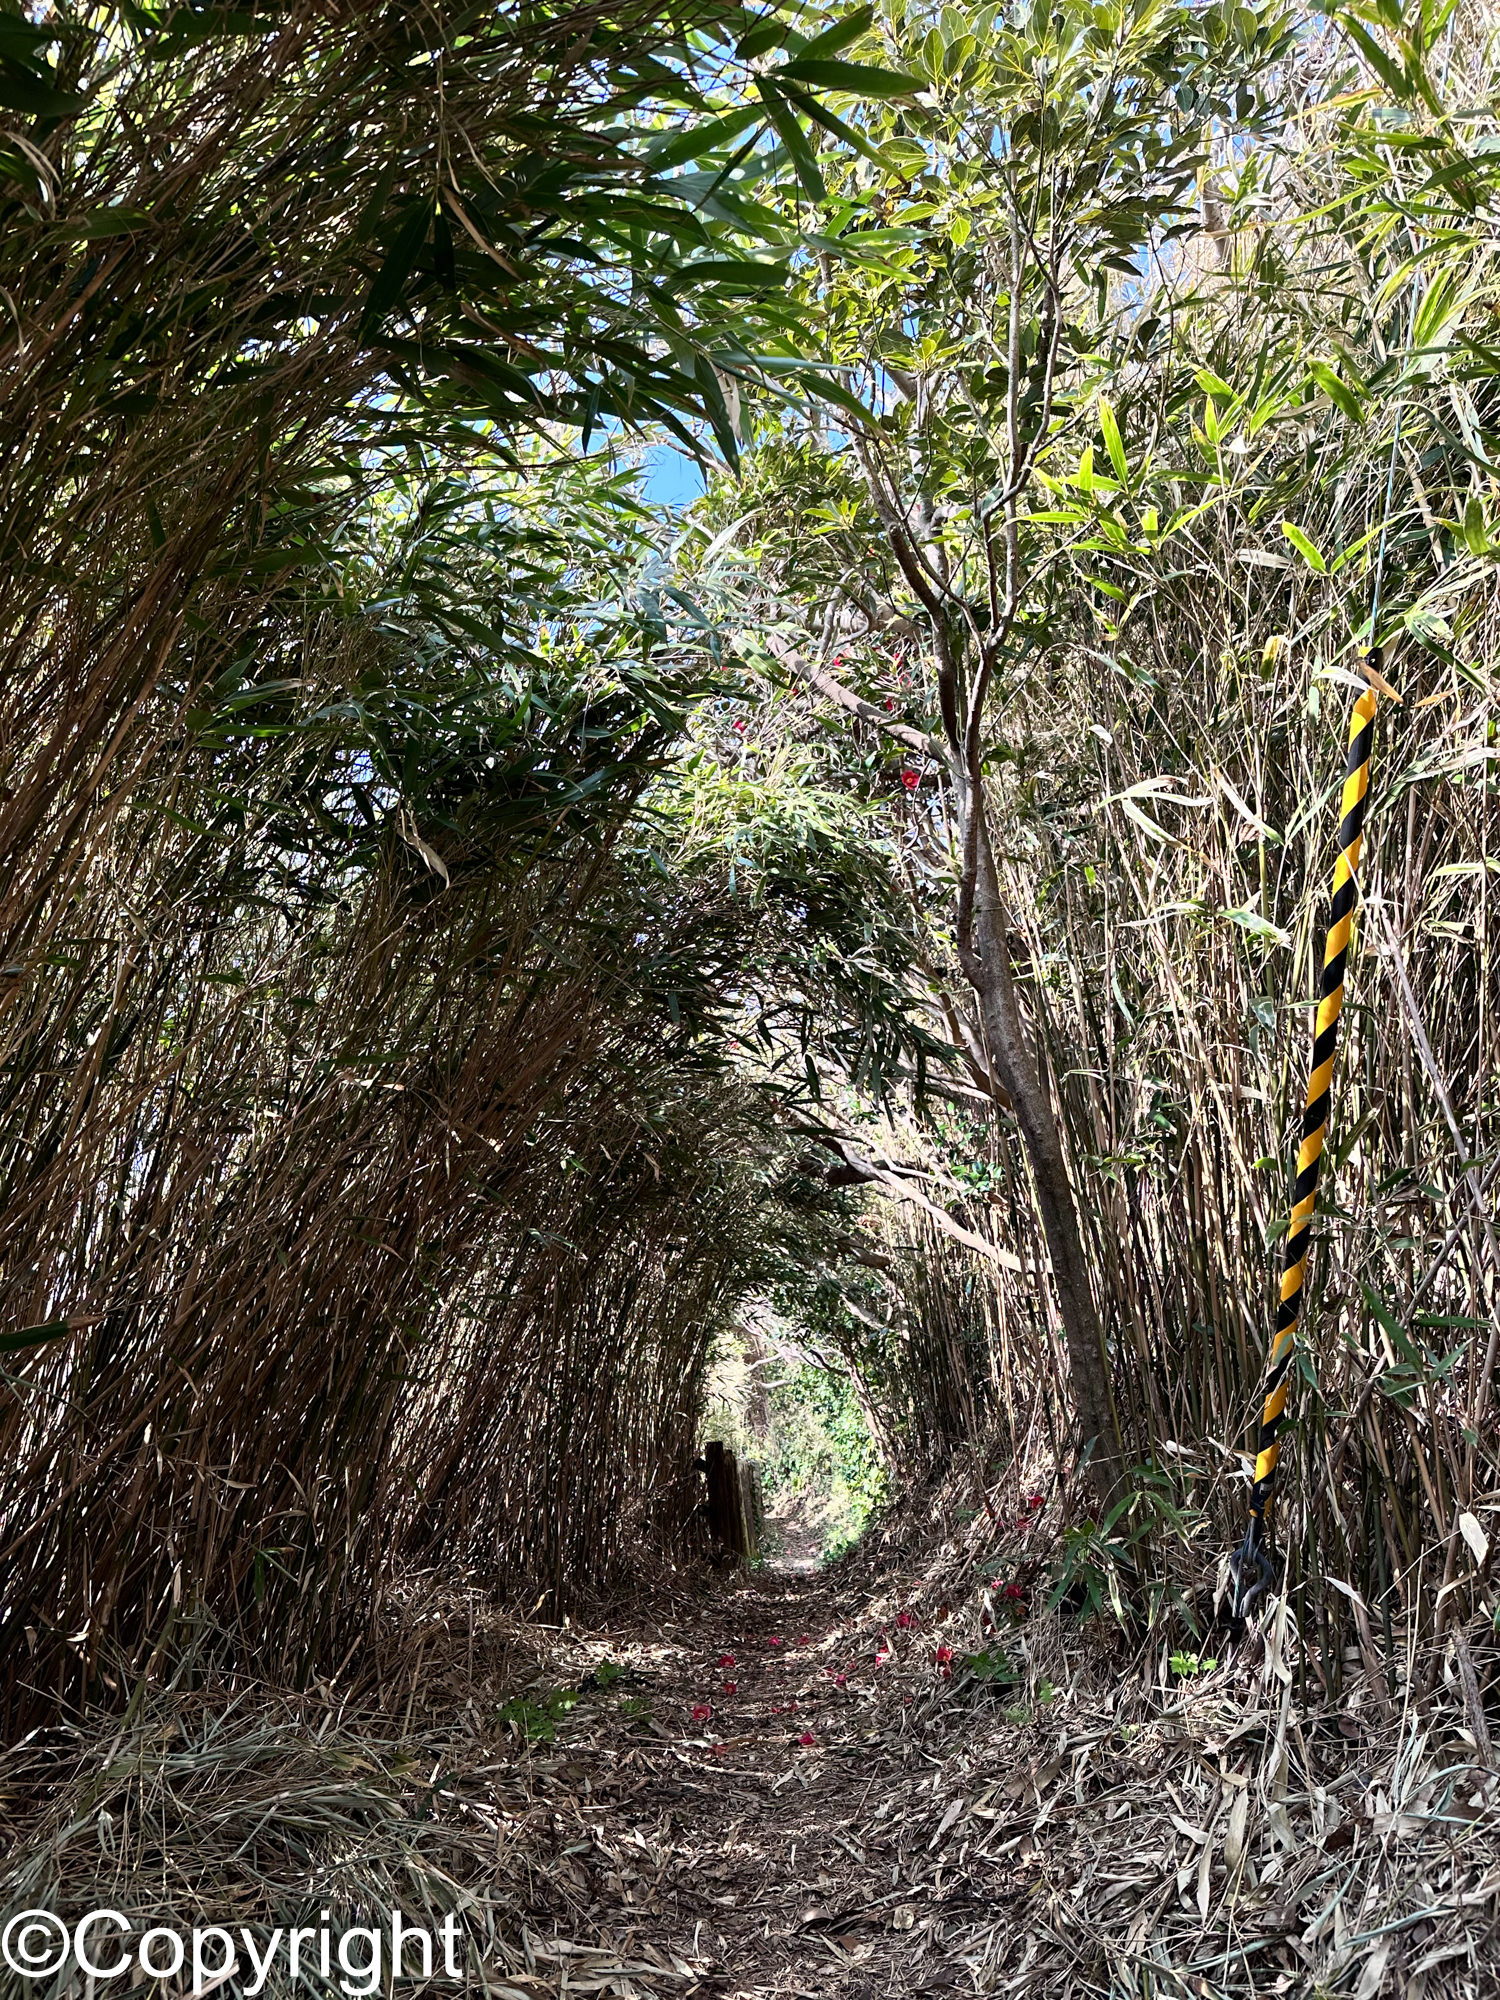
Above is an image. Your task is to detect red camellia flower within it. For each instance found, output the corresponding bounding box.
[718,1653,736,1668]
[691,1703,712,1723]
[798,1732,816,1747]
[723,1681,738,1694]
[896,1611,914,1630]
[768,1635,782,1647]
[934,1645,954,1666]
[832,1672,847,1688]
[797,1634,809,1646]
[884,697,895,711]
[901,769,919,790]
[1004,1584,1026,1602]
[1027,1493,1045,1511]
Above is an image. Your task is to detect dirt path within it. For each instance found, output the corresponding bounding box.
[12,1494,1494,1998]
[467,1526,1500,2000]
[763,1488,829,1576]
[501,1559,973,1999]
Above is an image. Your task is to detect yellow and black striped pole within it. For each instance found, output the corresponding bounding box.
[1230,665,1379,1619]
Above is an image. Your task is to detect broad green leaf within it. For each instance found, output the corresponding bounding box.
[1280,521,1326,572]
[1306,359,1364,424]
[879,138,929,174]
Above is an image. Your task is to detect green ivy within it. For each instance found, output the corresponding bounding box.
[761,1361,887,1558]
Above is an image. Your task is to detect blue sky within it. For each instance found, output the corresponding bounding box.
[640,443,709,509]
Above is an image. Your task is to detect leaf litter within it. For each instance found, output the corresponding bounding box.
[2,1491,1497,1998]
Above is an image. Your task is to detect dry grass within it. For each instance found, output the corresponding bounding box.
[4,1457,1495,1999]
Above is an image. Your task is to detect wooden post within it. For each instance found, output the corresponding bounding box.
[703,1440,760,1562]
[738,1457,762,1561]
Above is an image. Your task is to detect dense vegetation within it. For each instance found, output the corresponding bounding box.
[3,0,1499,1744]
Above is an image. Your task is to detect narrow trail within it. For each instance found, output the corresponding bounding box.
[507,1556,975,1999]
[10,1489,1497,1999]
[464,1509,1500,2000]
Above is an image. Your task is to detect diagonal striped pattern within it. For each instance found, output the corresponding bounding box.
[1248,673,1379,1525]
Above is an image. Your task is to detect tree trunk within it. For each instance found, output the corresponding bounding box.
[966,803,1121,1509]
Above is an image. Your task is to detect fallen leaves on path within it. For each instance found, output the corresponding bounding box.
[5,1489,1498,2000]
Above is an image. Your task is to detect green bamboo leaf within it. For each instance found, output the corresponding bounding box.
[359,199,434,340]
[1410,265,1464,354]
[643,106,761,172]
[1404,605,1452,648]
[774,56,925,95]
[756,80,826,199]
[736,15,794,60]
[795,6,877,60]
[68,210,152,239]
[1341,16,1410,103]
[0,1320,71,1356]
[1099,398,1129,487]
[0,74,87,116]
[0,19,54,59]
[1219,906,1292,948]
[1363,1285,1422,1365]
[1306,359,1364,425]
[1280,521,1326,572]
[779,82,887,168]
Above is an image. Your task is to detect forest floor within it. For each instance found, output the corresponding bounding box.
[4,1488,1500,1999]
[454,1539,1500,2000]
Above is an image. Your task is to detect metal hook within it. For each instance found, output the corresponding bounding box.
[1228,1512,1280,1623]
